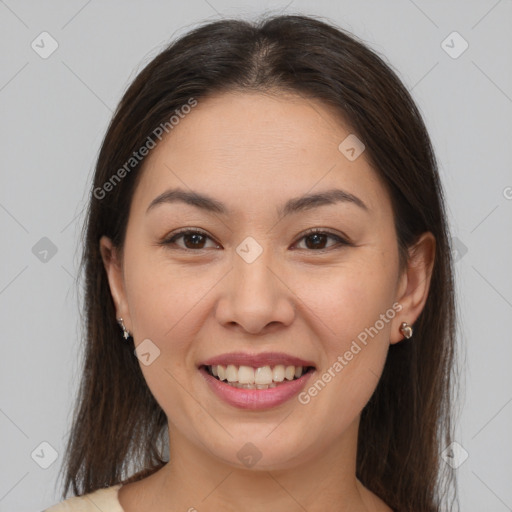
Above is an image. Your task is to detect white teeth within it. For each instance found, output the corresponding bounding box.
[230,382,278,389]
[273,364,285,382]
[285,365,296,380]
[238,365,255,384]
[207,364,309,385]
[254,366,273,385]
[226,364,238,382]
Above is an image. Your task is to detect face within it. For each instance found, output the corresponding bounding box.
[101,91,432,472]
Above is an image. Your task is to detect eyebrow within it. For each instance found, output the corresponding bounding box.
[146,187,369,216]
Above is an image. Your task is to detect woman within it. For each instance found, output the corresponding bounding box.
[45,13,458,512]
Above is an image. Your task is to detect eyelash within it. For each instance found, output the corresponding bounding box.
[161,227,351,252]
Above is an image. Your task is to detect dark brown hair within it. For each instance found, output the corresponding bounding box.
[59,14,458,511]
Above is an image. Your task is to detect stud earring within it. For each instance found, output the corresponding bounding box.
[399,321,413,339]
[117,317,131,340]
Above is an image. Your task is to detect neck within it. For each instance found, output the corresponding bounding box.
[119,417,389,512]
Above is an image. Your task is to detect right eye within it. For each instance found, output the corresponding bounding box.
[162,229,221,250]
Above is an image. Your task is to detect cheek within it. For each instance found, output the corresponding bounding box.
[295,251,397,405]
[122,245,207,398]
[123,253,200,414]
[296,251,398,341]
[123,237,208,336]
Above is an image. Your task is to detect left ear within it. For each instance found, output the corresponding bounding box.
[390,231,436,344]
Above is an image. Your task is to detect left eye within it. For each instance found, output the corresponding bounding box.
[162,229,348,251]
[294,230,348,251]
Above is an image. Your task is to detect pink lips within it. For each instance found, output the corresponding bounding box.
[199,368,314,410]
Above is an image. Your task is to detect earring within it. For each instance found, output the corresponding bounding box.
[117,317,131,340]
[399,321,413,339]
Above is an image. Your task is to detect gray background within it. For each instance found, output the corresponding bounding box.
[0,1,511,511]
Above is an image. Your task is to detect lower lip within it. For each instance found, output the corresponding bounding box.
[199,366,315,410]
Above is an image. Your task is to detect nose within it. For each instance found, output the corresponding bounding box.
[214,244,296,335]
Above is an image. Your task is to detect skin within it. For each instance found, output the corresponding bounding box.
[100,91,435,512]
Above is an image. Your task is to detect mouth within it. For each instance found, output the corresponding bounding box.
[200,364,316,390]
[198,361,316,410]
[197,352,317,409]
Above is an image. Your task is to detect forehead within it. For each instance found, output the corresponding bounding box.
[131,91,390,219]
[155,91,352,166]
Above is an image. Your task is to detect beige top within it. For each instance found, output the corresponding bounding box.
[44,484,124,511]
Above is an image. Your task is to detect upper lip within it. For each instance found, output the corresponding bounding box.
[199,352,316,369]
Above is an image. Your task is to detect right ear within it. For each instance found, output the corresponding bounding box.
[99,236,131,333]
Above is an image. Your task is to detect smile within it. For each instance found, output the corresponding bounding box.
[199,364,316,410]
[205,364,315,389]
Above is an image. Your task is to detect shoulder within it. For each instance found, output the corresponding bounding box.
[44,484,124,512]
